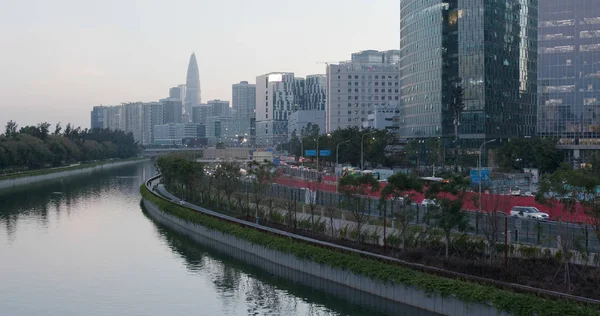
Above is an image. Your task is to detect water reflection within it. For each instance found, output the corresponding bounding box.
[0,161,438,316]
[143,207,440,316]
[0,163,154,243]
[144,210,375,316]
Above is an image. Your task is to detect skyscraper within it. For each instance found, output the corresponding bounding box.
[399,0,537,149]
[185,53,201,122]
[538,0,600,160]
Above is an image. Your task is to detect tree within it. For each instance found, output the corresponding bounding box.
[427,173,471,258]
[307,190,319,232]
[380,173,422,252]
[478,192,511,263]
[339,173,380,243]
[496,138,562,173]
[53,122,62,135]
[247,160,277,221]
[535,163,596,287]
[449,77,465,172]
[324,204,337,237]
[214,162,241,213]
[4,121,18,138]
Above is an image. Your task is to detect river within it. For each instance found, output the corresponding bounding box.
[0,161,438,316]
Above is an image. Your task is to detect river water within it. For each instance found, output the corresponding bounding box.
[0,162,434,316]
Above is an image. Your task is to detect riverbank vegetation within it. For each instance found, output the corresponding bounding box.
[141,182,600,316]
[0,120,140,173]
[153,155,600,303]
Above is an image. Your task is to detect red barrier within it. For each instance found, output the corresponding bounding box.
[274,177,592,223]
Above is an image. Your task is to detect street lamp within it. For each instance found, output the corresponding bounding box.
[361,131,377,171]
[478,139,497,213]
[336,139,351,192]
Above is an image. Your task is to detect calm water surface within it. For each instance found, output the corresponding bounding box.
[0,162,402,316]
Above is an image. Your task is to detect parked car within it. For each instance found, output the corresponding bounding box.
[510,206,549,220]
[523,191,533,197]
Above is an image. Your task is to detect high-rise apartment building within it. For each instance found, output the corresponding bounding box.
[161,98,183,124]
[90,105,124,131]
[232,81,256,118]
[118,102,144,144]
[169,86,181,99]
[207,99,231,118]
[191,104,211,125]
[255,72,301,146]
[91,106,107,129]
[232,81,256,143]
[305,75,326,111]
[399,1,537,147]
[538,0,600,158]
[326,50,401,133]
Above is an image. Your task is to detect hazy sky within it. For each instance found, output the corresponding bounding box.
[0,0,399,129]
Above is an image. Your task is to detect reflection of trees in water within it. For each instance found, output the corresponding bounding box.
[0,163,149,241]
[142,209,387,316]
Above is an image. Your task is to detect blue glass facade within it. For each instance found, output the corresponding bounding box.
[400,0,538,143]
[538,0,600,146]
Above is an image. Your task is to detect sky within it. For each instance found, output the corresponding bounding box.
[0,0,399,129]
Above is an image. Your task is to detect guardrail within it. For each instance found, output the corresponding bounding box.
[143,174,600,307]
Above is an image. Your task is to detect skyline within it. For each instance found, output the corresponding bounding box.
[0,0,400,129]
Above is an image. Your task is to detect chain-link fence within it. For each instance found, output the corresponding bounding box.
[262,182,600,253]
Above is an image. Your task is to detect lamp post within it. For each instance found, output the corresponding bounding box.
[336,140,351,192]
[478,139,497,213]
[361,131,377,171]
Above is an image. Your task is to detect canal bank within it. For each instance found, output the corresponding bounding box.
[147,183,574,316]
[0,158,148,190]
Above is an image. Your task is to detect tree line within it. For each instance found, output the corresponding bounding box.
[280,125,398,169]
[0,120,140,171]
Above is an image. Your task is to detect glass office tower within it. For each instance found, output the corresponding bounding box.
[538,0,600,149]
[400,0,538,145]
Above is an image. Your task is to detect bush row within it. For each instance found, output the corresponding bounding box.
[140,184,599,316]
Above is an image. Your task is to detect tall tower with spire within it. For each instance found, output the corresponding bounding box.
[185,53,201,122]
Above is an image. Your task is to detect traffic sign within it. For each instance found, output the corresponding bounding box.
[305,150,317,157]
[319,150,331,157]
[470,169,490,184]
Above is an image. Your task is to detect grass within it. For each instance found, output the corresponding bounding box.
[140,184,600,316]
[0,157,145,181]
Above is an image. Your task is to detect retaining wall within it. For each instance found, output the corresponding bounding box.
[0,159,147,190]
[142,198,510,316]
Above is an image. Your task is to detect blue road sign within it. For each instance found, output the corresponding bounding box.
[470,169,490,184]
[305,150,317,157]
[272,158,281,166]
[319,150,331,157]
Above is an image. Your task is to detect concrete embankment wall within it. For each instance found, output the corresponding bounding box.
[0,159,147,190]
[142,198,510,316]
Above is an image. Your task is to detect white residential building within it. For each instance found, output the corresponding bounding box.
[255,72,302,146]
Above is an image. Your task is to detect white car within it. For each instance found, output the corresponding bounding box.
[179,200,186,206]
[511,187,522,196]
[420,199,438,207]
[510,206,549,220]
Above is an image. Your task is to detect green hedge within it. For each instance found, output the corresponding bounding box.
[0,158,144,181]
[140,185,599,316]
